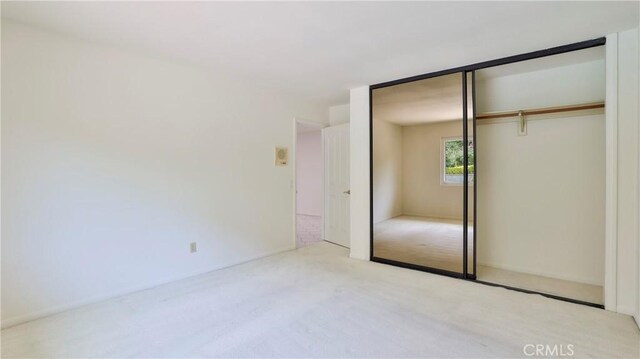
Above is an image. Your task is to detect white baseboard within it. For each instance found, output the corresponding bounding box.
[1,245,293,329]
[477,261,603,287]
[616,304,638,318]
[373,212,403,224]
[349,251,369,261]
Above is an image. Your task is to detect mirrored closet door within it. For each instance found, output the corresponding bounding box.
[370,37,606,307]
[371,72,473,276]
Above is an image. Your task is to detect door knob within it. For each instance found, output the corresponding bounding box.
[343,190,351,195]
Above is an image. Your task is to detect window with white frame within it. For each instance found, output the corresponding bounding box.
[442,137,474,185]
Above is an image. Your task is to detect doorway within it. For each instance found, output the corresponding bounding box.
[295,121,324,248]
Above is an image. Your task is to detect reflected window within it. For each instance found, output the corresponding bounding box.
[441,137,474,185]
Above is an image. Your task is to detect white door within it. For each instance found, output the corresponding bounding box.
[323,123,350,248]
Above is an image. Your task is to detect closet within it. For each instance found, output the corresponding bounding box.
[370,38,606,306]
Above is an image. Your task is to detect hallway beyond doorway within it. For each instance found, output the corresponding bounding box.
[296,214,322,247]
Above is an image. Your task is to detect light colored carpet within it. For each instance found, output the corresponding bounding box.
[296,214,322,248]
[373,215,472,273]
[1,242,637,358]
[374,216,602,305]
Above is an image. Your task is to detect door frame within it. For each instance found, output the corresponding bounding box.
[368,36,611,309]
[292,118,327,249]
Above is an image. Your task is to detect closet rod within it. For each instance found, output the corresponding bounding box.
[476,102,604,120]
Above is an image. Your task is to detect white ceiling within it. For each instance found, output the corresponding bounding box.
[2,2,638,107]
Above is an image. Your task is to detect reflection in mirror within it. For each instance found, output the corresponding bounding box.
[372,72,465,274]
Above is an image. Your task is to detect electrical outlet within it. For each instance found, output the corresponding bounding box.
[190,242,197,253]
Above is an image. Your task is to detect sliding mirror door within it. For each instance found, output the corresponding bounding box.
[370,38,606,305]
[372,72,471,276]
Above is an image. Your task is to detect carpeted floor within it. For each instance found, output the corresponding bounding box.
[296,214,322,248]
[1,242,637,358]
[373,215,471,272]
[374,215,602,305]
[477,265,603,305]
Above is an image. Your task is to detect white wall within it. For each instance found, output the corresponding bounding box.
[476,114,606,285]
[476,59,605,113]
[349,87,370,260]
[612,28,639,318]
[401,121,467,220]
[637,26,640,329]
[636,25,640,331]
[329,104,350,125]
[296,130,323,216]
[372,119,403,223]
[1,21,326,328]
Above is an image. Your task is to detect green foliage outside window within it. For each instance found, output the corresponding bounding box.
[444,139,474,174]
[445,165,474,175]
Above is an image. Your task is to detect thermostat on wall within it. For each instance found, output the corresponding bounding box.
[275,147,288,166]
